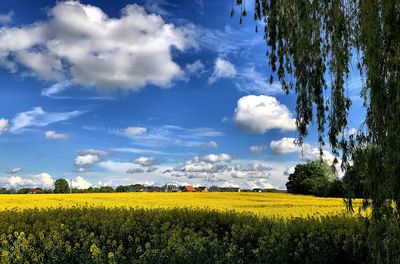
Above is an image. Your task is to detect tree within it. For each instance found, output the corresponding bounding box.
[232,2,400,261]
[232,0,400,218]
[54,178,70,194]
[286,161,334,197]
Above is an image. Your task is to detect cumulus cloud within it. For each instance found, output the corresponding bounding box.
[126,168,145,174]
[283,166,296,176]
[6,168,22,174]
[72,176,92,189]
[124,127,147,137]
[208,58,236,84]
[134,157,159,167]
[127,166,158,174]
[200,153,231,163]
[165,153,272,185]
[249,145,265,155]
[0,118,8,134]
[10,107,83,133]
[75,154,99,167]
[146,167,158,173]
[6,173,54,188]
[0,2,194,90]
[231,163,272,179]
[74,149,107,168]
[45,130,68,140]
[234,95,296,134]
[270,137,344,176]
[270,137,304,154]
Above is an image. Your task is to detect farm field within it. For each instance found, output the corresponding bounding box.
[0,192,358,218]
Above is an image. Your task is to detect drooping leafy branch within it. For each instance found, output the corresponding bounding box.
[232,0,400,219]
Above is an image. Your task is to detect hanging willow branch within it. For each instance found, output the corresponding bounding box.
[233,0,400,219]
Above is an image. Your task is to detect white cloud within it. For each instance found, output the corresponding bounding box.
[7,168,22,174]
[347,127,357,136]
[234,95,296,134]
[7,173,54,188]
[45,130,68,140]
[115,125,223,148]
[0,118,8,134]
[111,147,167,155]
[270,137,344,177]
[124,127,147,137]
[10,107,83,133]
[126,168,145,174]
[0,2,194,90]
[74,149,107,167]
[98,160,135,173]
[208,58,236,84]
[201,153,231,163]
[72,176,92,189]
[41,81,71,98]
[186,60,205,76]
[134,157,159,167]
[249,145,265,155]
[270,137,304,154]
[75,154,99,167]
[283,166,296,176]
[0,12,13,25]
[168,156,273,184]
[208,141,218,148]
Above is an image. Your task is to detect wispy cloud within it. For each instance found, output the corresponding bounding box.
[45,130,68,140]
[0,118,8,134]
[113,125,224,148]
[10,107,85,133]
[0,11,13,25]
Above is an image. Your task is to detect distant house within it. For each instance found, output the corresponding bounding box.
[196,186,208,192]
[30,188,42,194]
[181,185,196,192]
[164,183,179,192]
[252,188,262,193]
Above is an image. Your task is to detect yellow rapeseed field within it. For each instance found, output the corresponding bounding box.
[0,192,359,218]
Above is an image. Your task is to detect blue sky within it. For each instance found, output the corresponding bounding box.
[0,0,364,189]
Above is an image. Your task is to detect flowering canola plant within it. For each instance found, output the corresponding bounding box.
[0,192,359,218]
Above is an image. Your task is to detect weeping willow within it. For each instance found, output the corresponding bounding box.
[232,0,400,219]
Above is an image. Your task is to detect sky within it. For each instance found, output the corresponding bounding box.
[0,0,364,190]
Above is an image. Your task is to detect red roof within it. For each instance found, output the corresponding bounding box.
[182,185,196,192]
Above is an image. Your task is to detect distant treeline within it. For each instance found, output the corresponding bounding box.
[0,207,369,263]
[0,182,285,194]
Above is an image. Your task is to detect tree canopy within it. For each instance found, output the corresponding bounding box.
[286,160,343,197]
[54,179,70,194]
[232,0,400,219]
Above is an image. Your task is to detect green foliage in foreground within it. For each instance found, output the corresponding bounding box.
[0,208,369,264]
